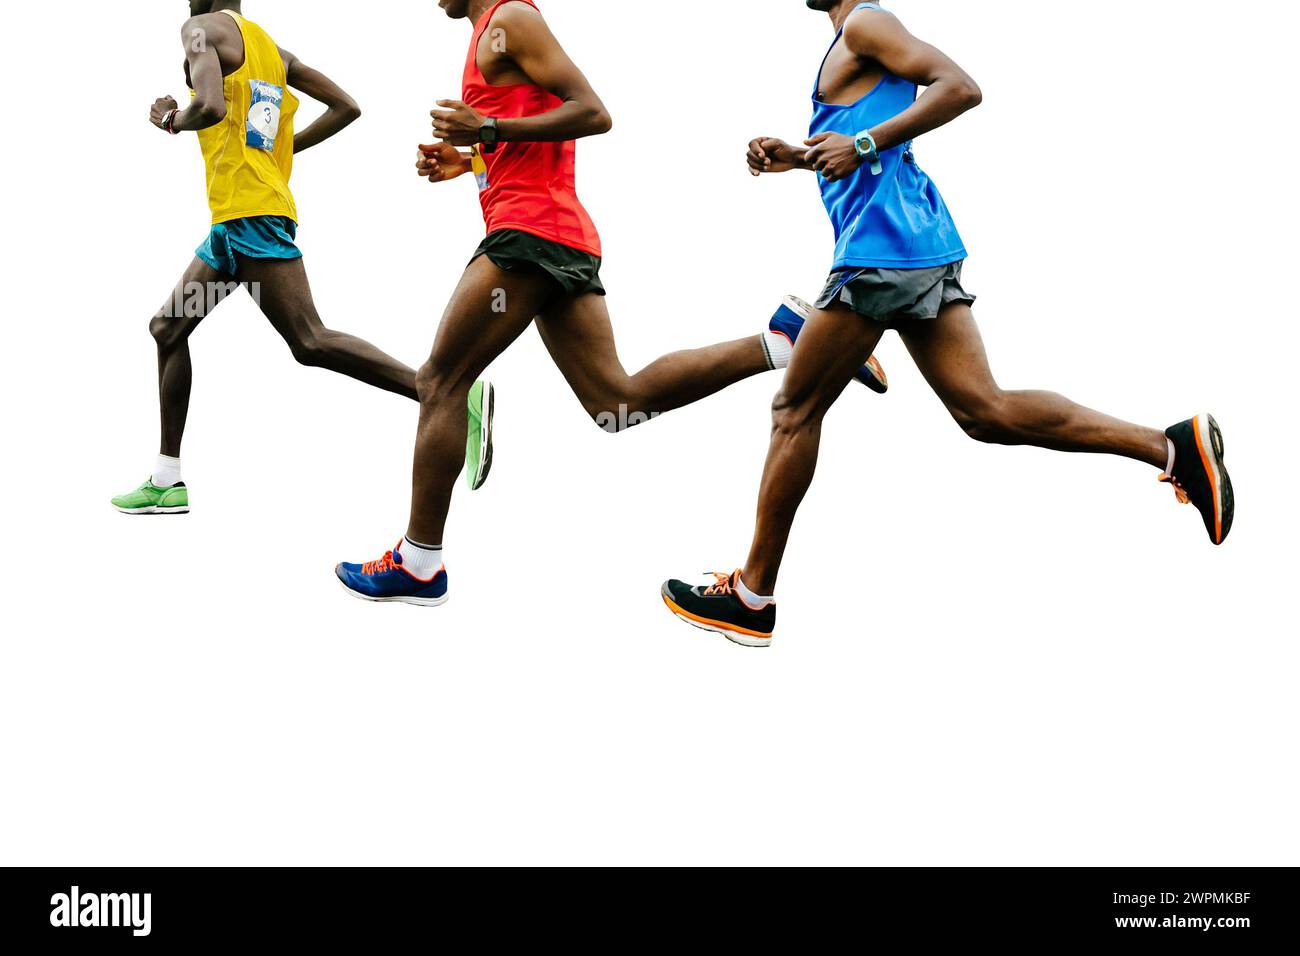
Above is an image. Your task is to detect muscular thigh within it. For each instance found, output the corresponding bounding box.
[780,301,885,413]
[236,256,324,347]
[153,256,233,340]
[534,292,628,399]
[426,255,559,385]
[897,302,1000,414]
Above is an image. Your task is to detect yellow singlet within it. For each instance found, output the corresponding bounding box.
[194,10,299,225]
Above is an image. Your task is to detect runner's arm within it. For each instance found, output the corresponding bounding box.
[431,3,611,146]
[153,17,228,132]
[804,8,981,180]
[843,8,981,151]
[282,50,362,153]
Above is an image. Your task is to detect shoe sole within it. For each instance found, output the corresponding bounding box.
[469,380,495,492]
[1193,412,1234,545]
[781,295,888,394]
[336,575,449,607]
[660,585,772,648]
[113,505,189,515]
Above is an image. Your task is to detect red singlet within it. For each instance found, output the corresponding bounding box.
[462,0,602,257]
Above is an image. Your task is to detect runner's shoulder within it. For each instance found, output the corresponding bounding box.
[179,11,239,49]
[488,0,548,34]
[843,3,905,51]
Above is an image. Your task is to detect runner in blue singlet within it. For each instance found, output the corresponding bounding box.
[659,1,1234,647]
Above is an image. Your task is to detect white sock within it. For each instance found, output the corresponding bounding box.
[152,455,182,488]
[762,329,794,370]
[736,573,774,609]
[1164,438,1176,475]
[398,538,443,580]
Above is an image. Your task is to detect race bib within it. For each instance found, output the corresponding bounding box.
[471,146,490,191]
[246,79,283,152]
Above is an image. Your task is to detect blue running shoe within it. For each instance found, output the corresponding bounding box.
[768,295,889,394]
[335,540,449,606]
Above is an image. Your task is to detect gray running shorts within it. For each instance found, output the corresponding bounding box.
[815,260,975,322]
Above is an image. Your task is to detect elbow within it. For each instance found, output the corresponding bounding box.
[960,79,983,110]
[588,105,613,136]
[339,98,362,124]
[192,101,227,128]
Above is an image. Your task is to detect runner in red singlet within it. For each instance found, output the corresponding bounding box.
[458,2,601,258]
[333,0,887,606]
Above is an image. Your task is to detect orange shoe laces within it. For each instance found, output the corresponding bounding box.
[1158,472,1190,505]
[703,570,739,596]
[362,551,398,575]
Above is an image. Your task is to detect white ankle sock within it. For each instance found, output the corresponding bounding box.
[1164,438,1176,475]
[398,538,443,580]
[762,329,794,370]
[736,574,774,609]
[152,455,182,488]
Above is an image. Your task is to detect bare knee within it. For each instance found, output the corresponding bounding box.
[588,400,622,433]
[150,312,186,352]
[148,312,169,344]
[290,331,328,368]
[582,382,646,433]
[415,359,447,404]
[416,357,473,407]
[770,387,821,438]
[589,403,657,433]
[952,392,1017,444]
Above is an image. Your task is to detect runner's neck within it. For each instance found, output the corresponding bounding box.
[467,0,498,27]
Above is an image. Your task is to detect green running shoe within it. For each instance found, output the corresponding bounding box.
[466,379,495,491]
[111,480,190,515]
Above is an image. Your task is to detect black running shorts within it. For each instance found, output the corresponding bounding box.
[471,229,606,298]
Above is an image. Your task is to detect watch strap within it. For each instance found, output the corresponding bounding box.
[480,117,499,153]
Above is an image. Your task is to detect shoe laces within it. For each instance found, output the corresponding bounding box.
[703,570,739,596]
[1158,472,1190,505]
[362,551,398,576]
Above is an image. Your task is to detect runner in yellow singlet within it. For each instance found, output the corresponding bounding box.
[111,1,422,515]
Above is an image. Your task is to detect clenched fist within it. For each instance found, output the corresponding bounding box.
[150,95,179,130]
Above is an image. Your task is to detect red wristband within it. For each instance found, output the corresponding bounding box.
[162,109,180,134]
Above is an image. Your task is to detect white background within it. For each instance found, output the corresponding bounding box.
[1,0,1296,865]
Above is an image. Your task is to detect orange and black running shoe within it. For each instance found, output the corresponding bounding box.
[1160,413,1234,545]
[661,570,776,647]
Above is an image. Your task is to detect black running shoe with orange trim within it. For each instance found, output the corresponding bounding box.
[1161,414,1234,545]
[661,570,776,647]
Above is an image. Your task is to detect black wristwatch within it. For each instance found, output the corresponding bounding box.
[479,117,500,153]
